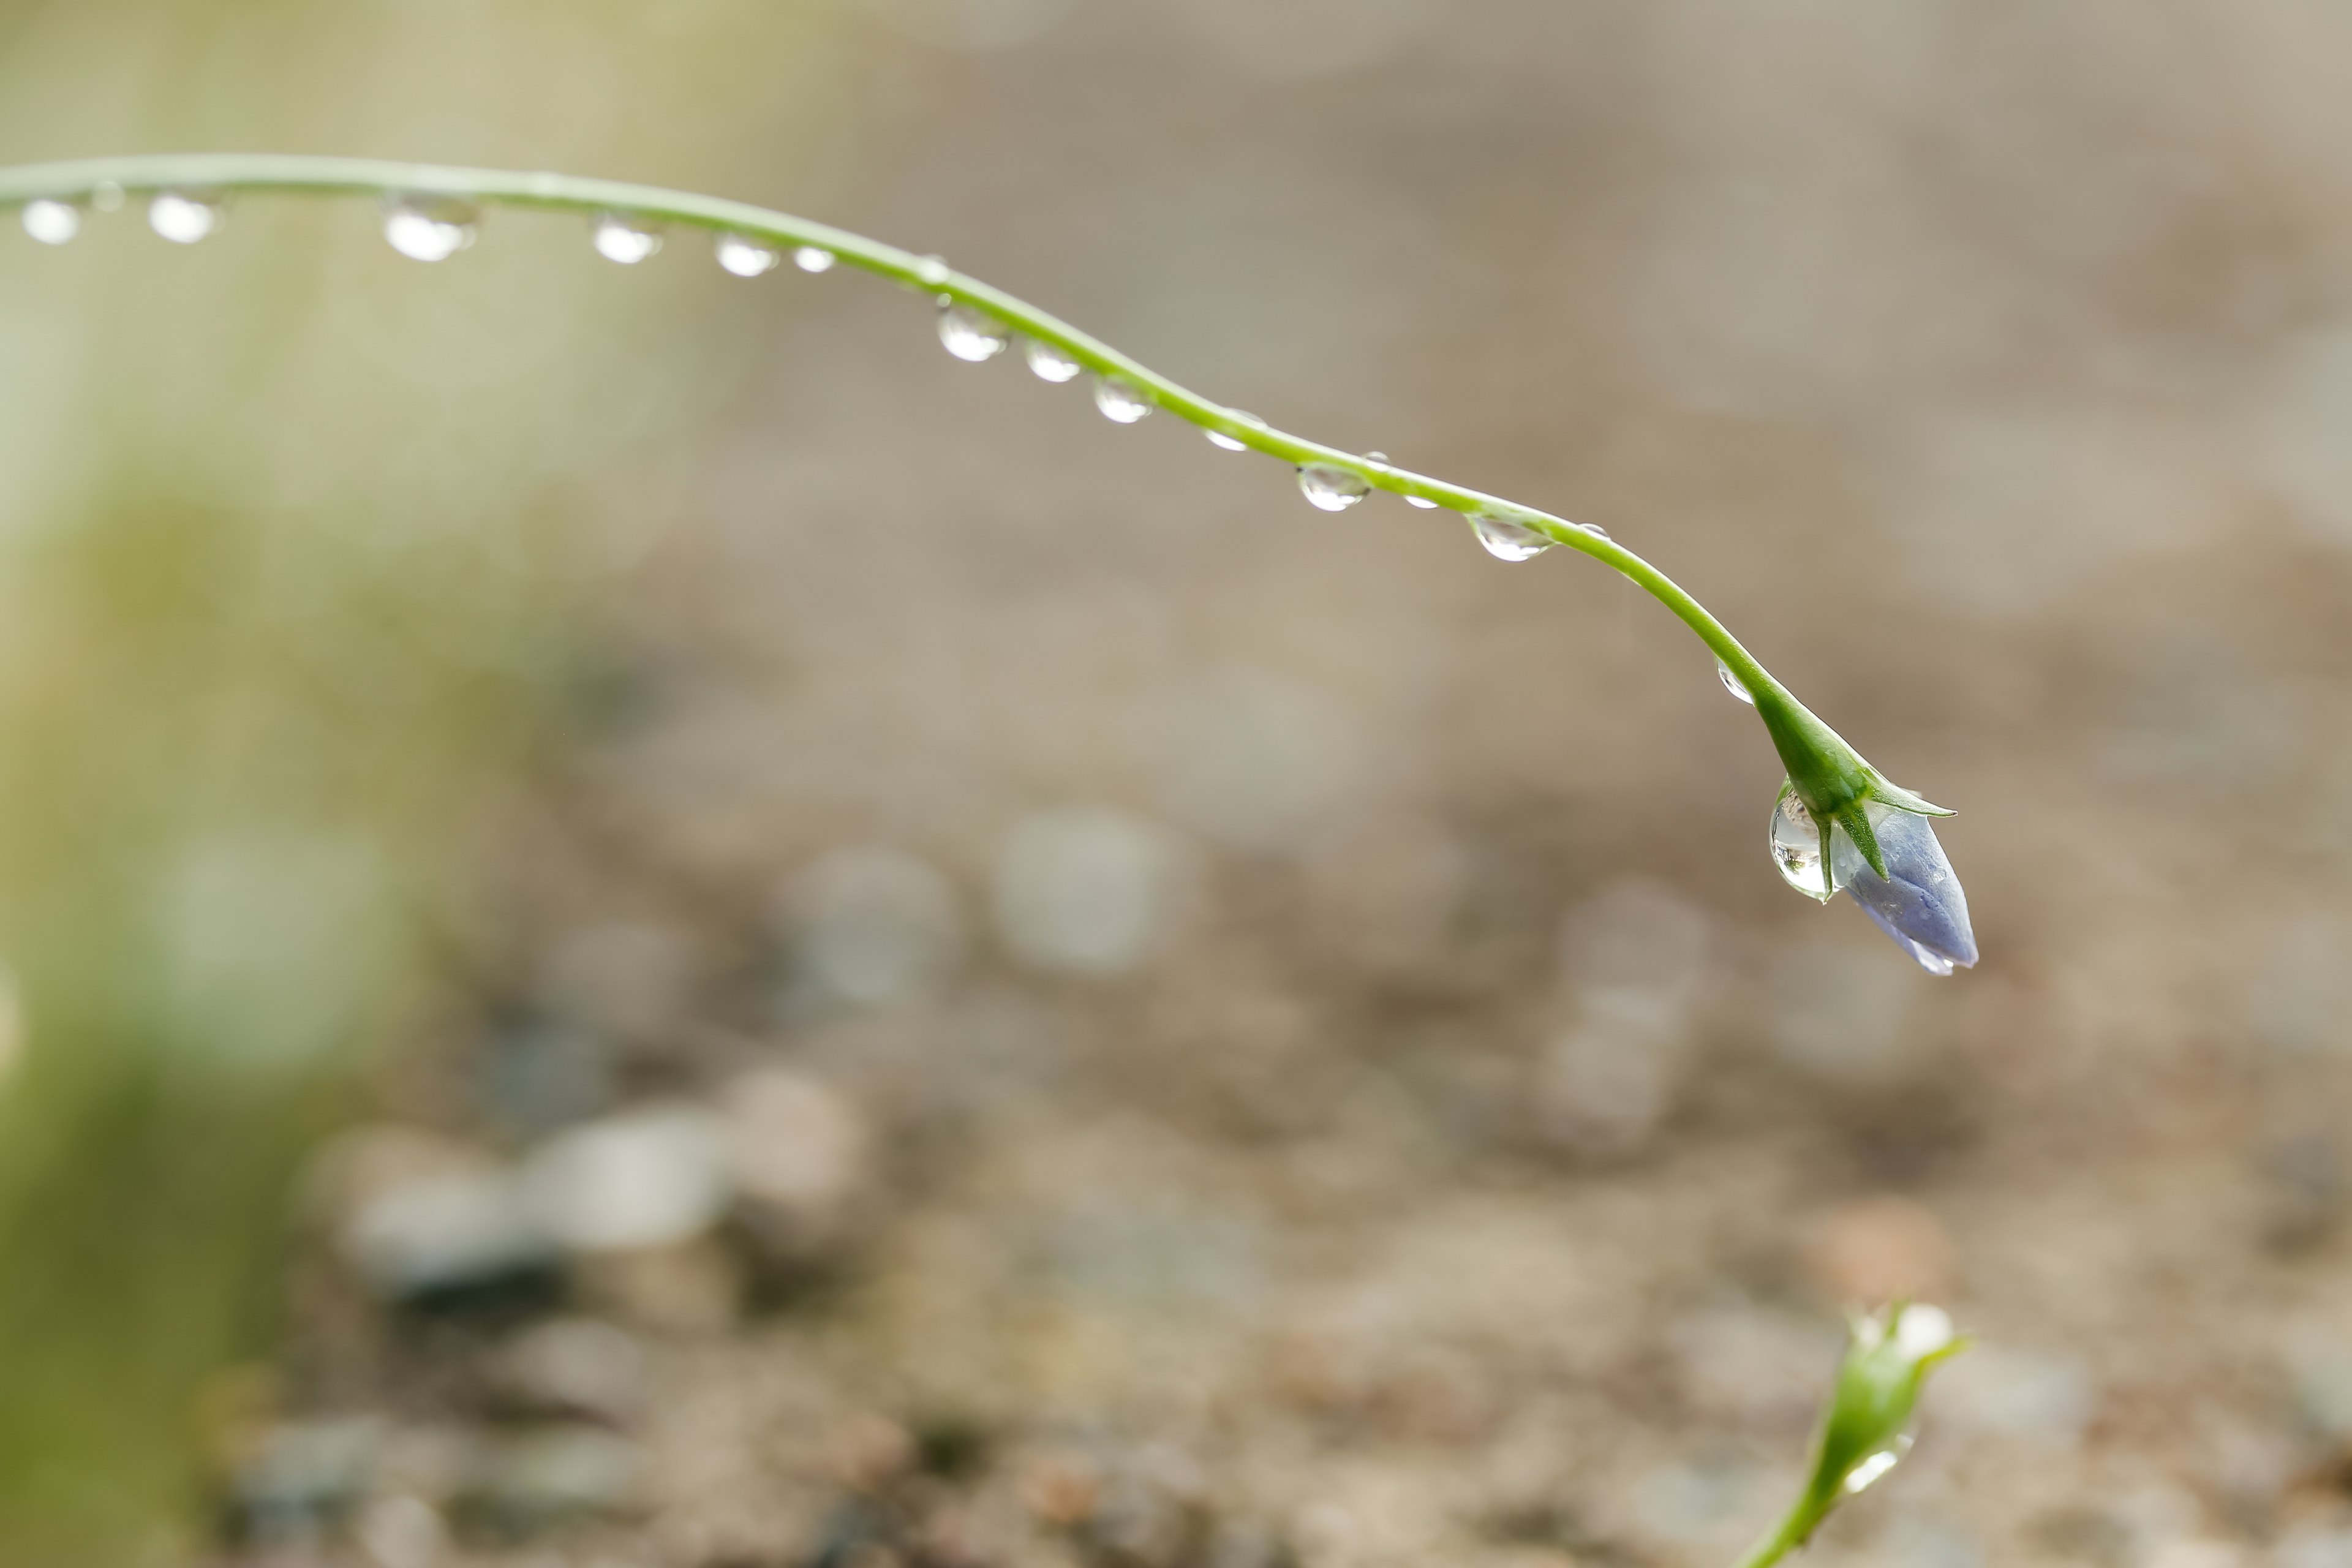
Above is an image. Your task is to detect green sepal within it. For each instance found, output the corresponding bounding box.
[1868,777,1955,818]
[1835,803,1887,881]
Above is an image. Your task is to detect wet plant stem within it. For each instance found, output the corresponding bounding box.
[0,154,1793,707]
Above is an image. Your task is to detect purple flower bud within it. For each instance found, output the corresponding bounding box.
[1830,804,1977,974]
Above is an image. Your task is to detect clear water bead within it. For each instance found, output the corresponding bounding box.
[91,181,124,214]
[1093,375,1153,424]
[148,192,221,244]
[937,301,1009,362]
[382,200,477,263]
[592,214,662,265]
[1206,410,1264,451]
[1298,464,1370,513]
[1843,1434,1913,1495]
[1577,521,1612,541]
[1472,511,1550,562]
[794,246,836,273]
[1405,495,1440,509]
[1717,660,1755,704]
[21,200,78,245]
[715,233,780,276]
[1025,339,1082,382]
[916,254,951,287]
[1769,788,1833,898]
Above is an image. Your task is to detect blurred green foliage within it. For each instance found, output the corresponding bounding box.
[0,1,865,1557]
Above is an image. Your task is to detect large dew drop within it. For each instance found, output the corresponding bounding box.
[1405,495,1440,509]
[1472,511,1550,562]
[1298,464,1370,513]
[1717,660,1755,705]
[149,192,221,245]
[1207,411,1265,451]
[794,246,836,273]
[592,214,662,265]
[1025,339,1082,382]
[916,254,951,287]
[1769,788,1833,899]
[1094,375,1153,424]
[382,200,477,263]
[938,301,1009,362]
[715,233,780,277]
[21,200,79,246]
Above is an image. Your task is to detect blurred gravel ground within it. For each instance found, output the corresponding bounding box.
[9,3,2352,1567]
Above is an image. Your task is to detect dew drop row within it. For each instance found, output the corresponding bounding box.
[16,183,1624,573]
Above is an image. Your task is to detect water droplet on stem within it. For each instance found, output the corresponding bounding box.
[938,300,1009,361]
[1298,464,1370,512]
[1471,511,1550,561]
[382,198,478,263]
[1206,410,1265,451]
[916,254,951,287]
[794,246,836,273]
[715,233,780,276]
[1094,375,1153,424]
[20,200,78,245]
[91,181,124,214]
[149,192,222,244]
[592,214,662,265]
[1843,1434,1913,1494]
[1717,660,1755,704]
[1405,495,1440,509]
[1025,339,1081,382]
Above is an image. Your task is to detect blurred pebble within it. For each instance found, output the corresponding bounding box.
[535,917,698,1037]
[833,1413,918,1491]
[991,805,1177,977]
[472,1425,645,1527]
[2146,1541,2251,1568]
[1085,1471,1205,1568]
[2280,1528,2352,1568]
[1017,1452,1101,1525]
[723,1068,872,1252]
[2283,1333,2352,1441]
[1877,1517,1986,1568]
[575,1237,742,1332]
[1156,672,1356,854]
[489,1317,647,1425]
[236,1417,382,1543]
[521,1104,730,1253]
[339,1161,557,1305]
[355,1494,447,1568]
[1800,1194,1957,1303]
[1205,1519,1297,1568]
[781,846,965,1006]
[477,1017,615,1134]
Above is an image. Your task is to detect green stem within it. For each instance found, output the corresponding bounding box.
[0,153,1791,702]
[1731,1509,1813,1568]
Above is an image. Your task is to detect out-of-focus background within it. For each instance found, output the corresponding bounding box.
[3,2,2351,1565]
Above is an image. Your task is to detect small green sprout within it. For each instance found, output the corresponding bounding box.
[1735,1302,1969,1568]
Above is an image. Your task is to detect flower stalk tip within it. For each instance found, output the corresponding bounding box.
[1734,1302,1969,1568]
[1753,685,1975,974]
